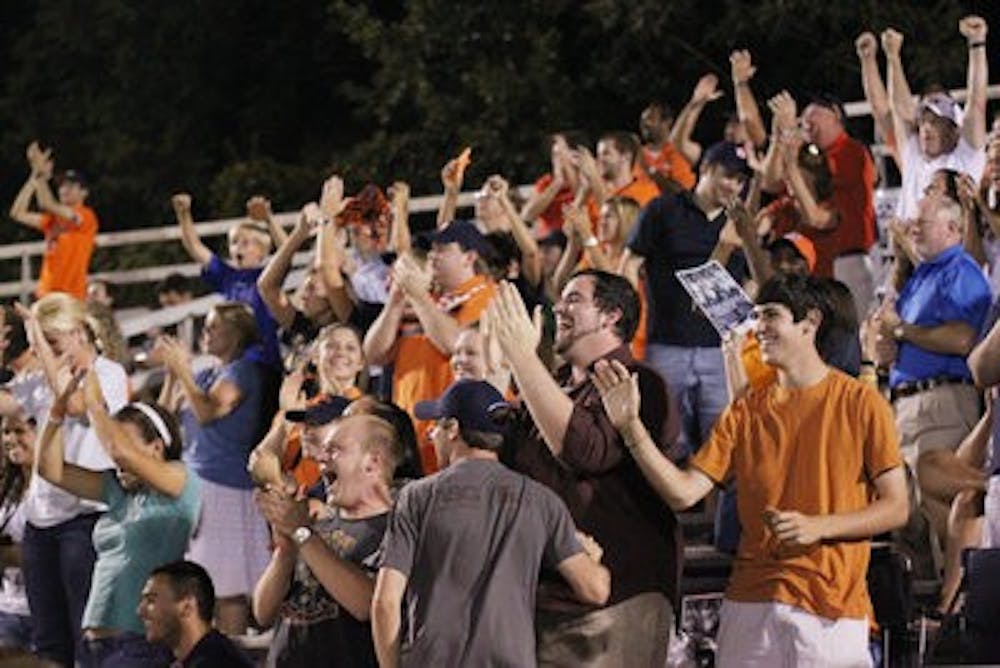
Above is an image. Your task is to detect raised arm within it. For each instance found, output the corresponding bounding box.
[393,255,461,356]
[160,338,242,424]
[316,177,355,324]
[730,51,768,148]
[387,181,412,255]
[489,283,574,454]
[782,141,837,230]
[82,371,187,498]
[247,195,288,249]
[592,359,714,511]
[856,32,898,165]
[9,174,43,231]
[760,92,798,192]
[172,193,212,266]
[883,28,915,174]
[28,143,76,222]
[362,285,406,366]
[258,206,315,330]
[959,15,989,149]
[437,148,471,229]
[36,373,104,502]
[670,74,724,166]
[493,176,542,287]
[521,146,569,224]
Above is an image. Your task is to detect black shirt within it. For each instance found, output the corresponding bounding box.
[627,191,747,347]
[176,629,253,667]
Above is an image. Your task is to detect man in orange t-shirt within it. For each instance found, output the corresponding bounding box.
[596,273,907,666]
[10,146,98,299]
[591,131,660,208]
[363,220,497,473]
[638,102,697,193]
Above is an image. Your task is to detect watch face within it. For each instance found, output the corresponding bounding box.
[293,527,311,545]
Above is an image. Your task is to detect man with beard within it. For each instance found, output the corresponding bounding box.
[254,412,400,667]
[364,220,497,472]
[486,271,680,667]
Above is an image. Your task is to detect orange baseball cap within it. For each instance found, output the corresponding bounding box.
[771,232,817,273]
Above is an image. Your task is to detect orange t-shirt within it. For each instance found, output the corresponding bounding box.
[691,370,902,621]
[613,170,661,208]
[37,204,98,299]
[393,274,497,473]
[641,142,697,191]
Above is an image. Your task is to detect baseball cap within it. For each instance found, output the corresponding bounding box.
[769,233,817,273]
[430,220,494,258]
[285,395,351,426]
[414,379,509,435]
[919,92,962,126]
[702,141,751,178]
[59,169,88,188]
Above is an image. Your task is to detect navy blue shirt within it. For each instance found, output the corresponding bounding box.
[202,254,280,368]
[890,244,991,388]
[627,192,748,347]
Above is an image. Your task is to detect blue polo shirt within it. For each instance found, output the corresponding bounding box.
[890,244,991,388]
[202,254,280,368]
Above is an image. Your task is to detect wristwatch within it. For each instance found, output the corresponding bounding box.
[892,325,906,342]
[292,526,313,546]
[583,236,599,248]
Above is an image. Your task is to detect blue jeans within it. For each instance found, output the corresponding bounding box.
[644,344,728,457]
[82,632,173,668]
[22,514,100,667]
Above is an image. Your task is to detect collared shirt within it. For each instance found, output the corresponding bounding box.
[825,132,877,254]
[505,345,682,611]
[627,191,748,347]
[890,244,991,388]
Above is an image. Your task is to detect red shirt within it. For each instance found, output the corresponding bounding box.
[826,133,876,254]
[765,197,839,278]
[531,173,599,238]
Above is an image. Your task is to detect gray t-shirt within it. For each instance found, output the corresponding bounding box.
[380,458,582,668]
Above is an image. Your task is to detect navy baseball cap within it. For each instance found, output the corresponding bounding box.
[59,169,88,188]
[285,395,351,426]
[430,220,494,258]
[414,379,509,434]
[702,141,751,178]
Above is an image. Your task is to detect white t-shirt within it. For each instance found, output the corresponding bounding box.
[896,132,986,221]
[23,356,128,528]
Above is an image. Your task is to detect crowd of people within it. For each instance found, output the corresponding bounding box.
[0,14,997,668]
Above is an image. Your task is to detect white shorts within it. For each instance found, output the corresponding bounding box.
[716,600,872,668]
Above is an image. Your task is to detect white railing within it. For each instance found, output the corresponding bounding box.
[0,187,539,305]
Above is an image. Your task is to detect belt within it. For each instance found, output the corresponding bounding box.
[890,375,974,402]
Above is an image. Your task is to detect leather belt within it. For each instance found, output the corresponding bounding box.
[890,375,974,402]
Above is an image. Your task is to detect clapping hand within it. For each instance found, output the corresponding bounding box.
[591,358,640,431]
[320,175,348,220]
[485,281,542,361]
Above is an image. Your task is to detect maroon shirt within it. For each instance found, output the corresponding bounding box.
[505,345,682,612]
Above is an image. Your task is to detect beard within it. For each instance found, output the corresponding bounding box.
[554,321,603,355]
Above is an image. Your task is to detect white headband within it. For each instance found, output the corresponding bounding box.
[127,403,172,448]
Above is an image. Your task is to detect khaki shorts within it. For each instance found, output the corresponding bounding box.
[893,383,980,470]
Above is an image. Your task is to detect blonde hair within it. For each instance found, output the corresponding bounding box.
[604,196,641,246]
[32,292,91,335]
[228,222,273,252]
